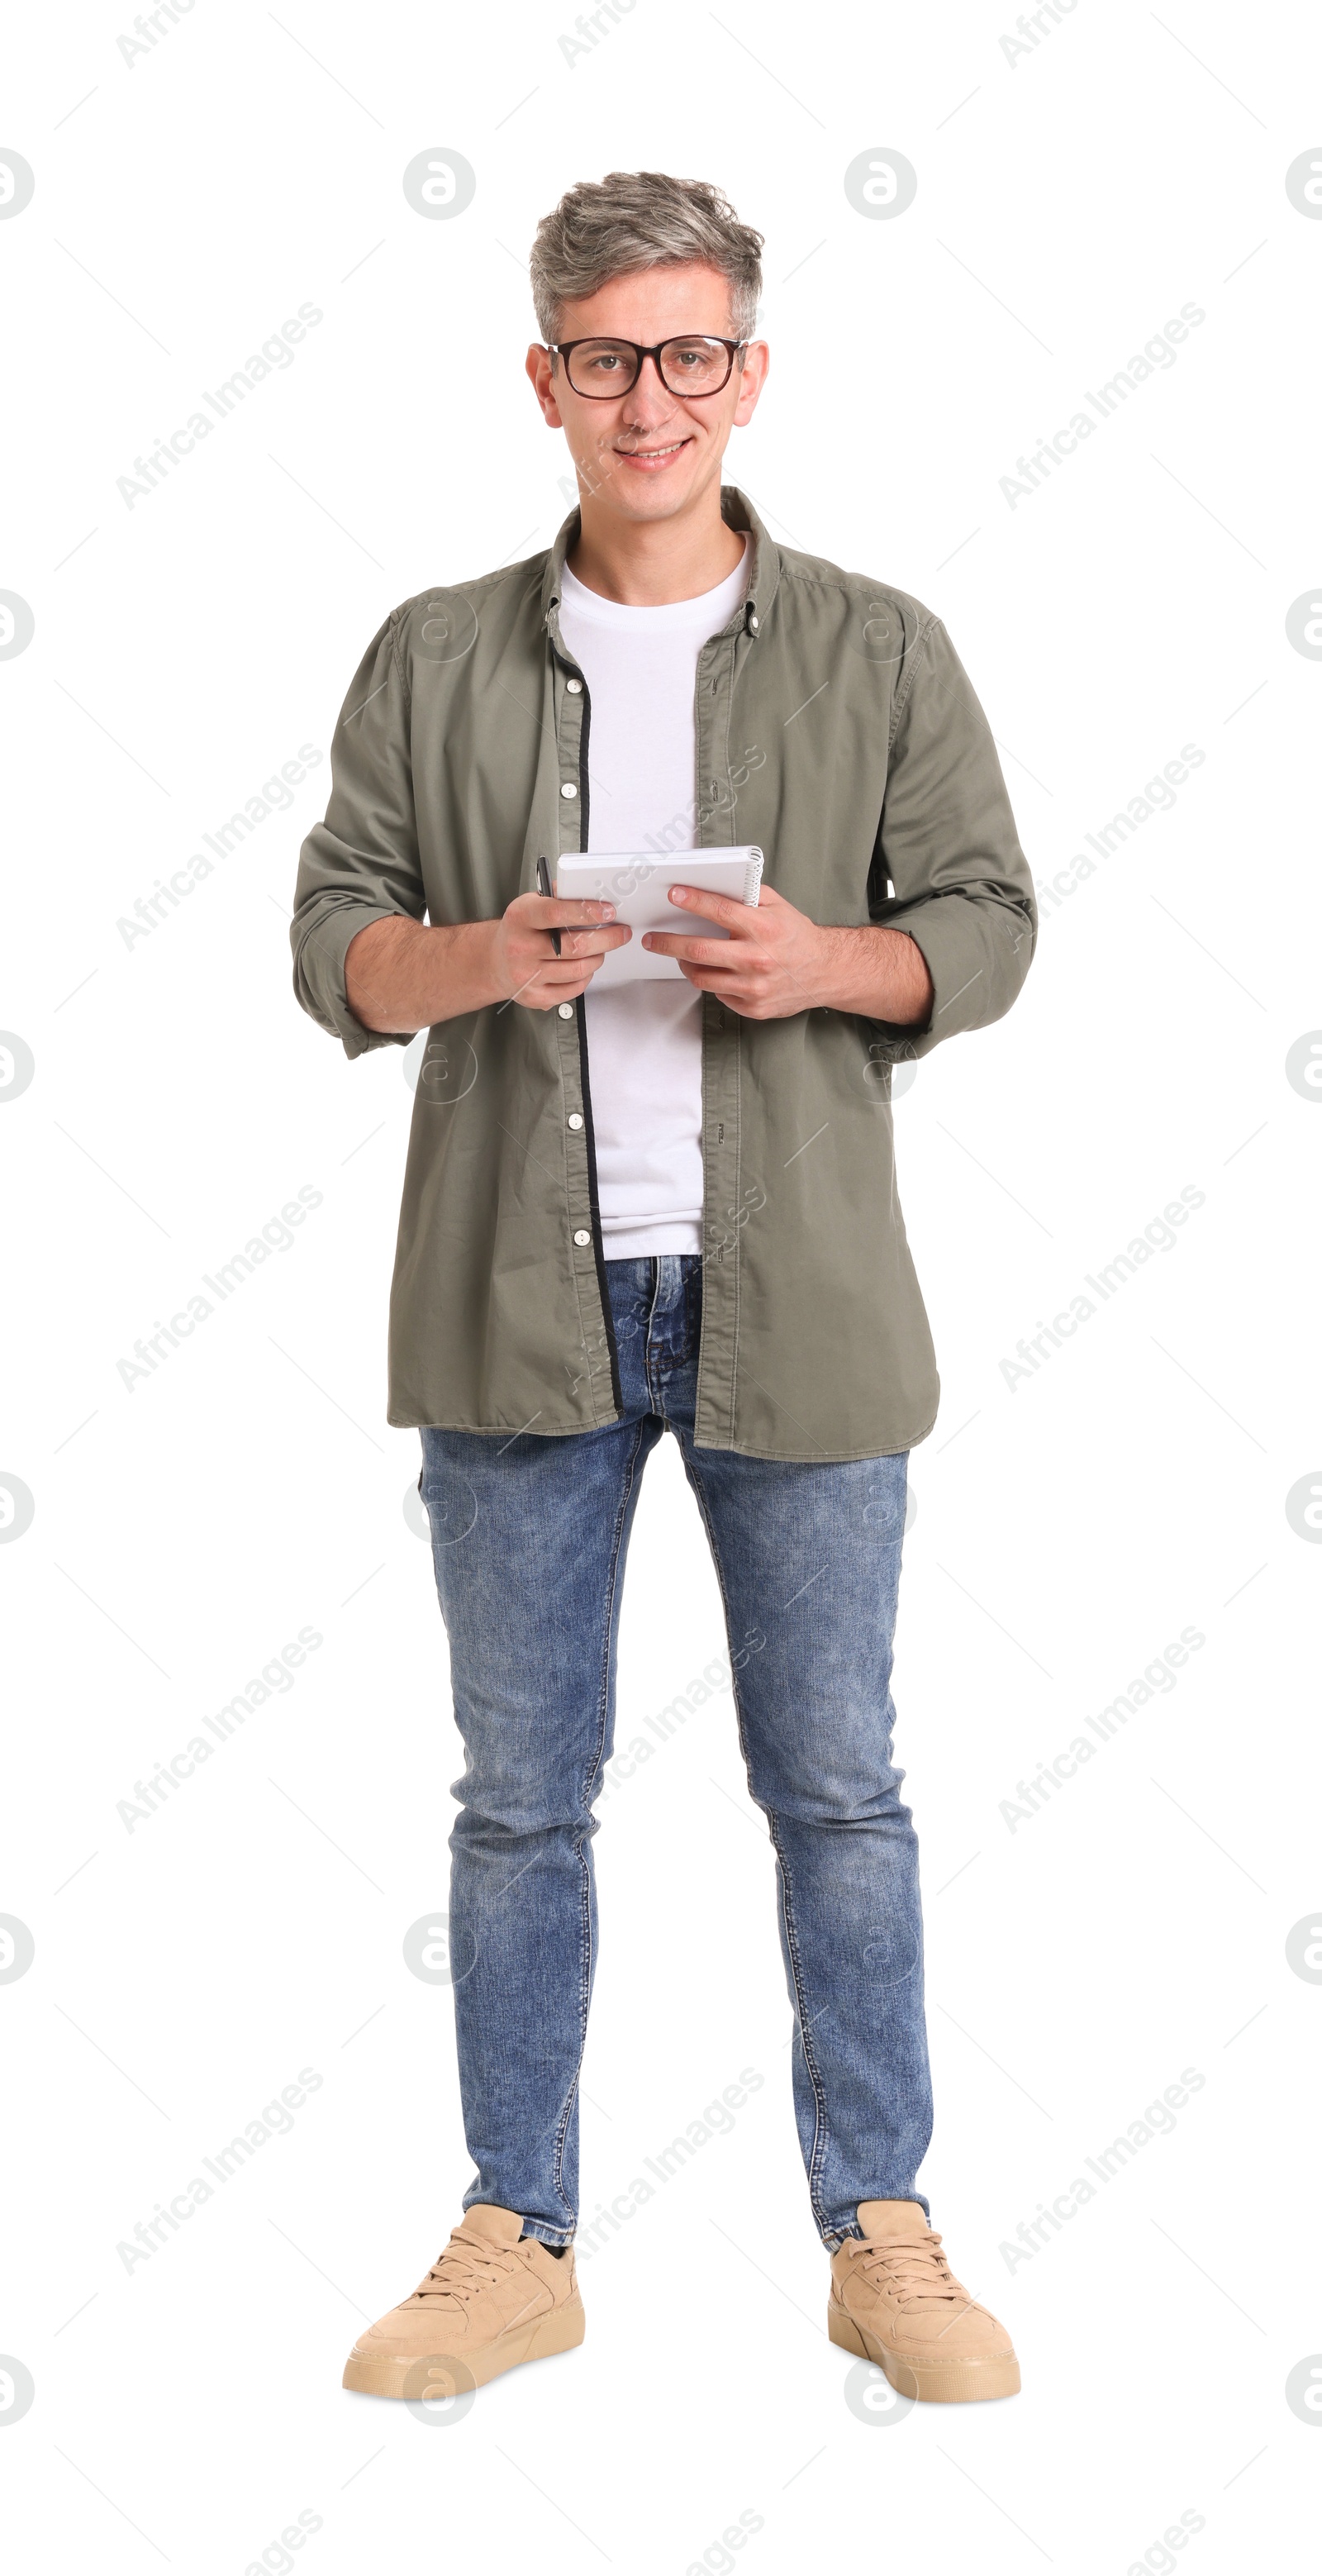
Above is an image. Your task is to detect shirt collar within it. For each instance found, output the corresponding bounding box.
[541,483,780,640]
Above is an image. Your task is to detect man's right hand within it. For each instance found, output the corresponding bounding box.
[345,898,630,1034]
[491,892,631,1010]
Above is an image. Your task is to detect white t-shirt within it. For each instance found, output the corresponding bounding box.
[559,540,750,1260]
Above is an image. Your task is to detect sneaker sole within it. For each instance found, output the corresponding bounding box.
[827,2295,1020,2402]
[343,2296,585,2400]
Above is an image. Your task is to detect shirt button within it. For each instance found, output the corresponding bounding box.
[566,677,583,694]
[748,611,759,634]
[568,1111,583,1130]
[573,1228,591,1246]
[558,1002,574,1020]
[560,780,578,798]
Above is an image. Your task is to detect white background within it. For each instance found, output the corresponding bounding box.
[2,1,1320,2569]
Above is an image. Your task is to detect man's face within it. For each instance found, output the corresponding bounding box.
[526,261,768,528]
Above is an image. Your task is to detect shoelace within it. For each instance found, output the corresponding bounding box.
[852,2227,970,2310]
[406,2232,520,2312]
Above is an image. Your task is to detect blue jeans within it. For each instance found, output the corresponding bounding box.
[419,1255,933,2248]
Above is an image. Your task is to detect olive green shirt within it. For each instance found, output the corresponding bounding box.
[291,488,1035,1458]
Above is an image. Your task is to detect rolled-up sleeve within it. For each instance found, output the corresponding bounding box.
[290,612,422,1058]
[868,615,1036,1059]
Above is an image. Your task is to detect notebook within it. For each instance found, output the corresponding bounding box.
[554,845,764,986]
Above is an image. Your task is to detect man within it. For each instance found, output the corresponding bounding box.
[292,170,1035,2408]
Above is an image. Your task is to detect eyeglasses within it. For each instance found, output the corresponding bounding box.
[550,336,746,400]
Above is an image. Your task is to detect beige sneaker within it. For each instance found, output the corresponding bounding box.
[828,2199,1020,2402]
[343,2205,584,2400]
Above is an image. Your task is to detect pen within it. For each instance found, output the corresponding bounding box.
[535,855,561,955]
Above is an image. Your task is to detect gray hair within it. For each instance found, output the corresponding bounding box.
[530,171,763,346]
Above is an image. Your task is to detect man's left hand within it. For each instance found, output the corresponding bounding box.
[641,883,934,1026]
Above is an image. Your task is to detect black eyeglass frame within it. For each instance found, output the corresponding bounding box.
[548,336,748,399]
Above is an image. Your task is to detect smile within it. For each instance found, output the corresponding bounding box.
[616,438,692,469]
